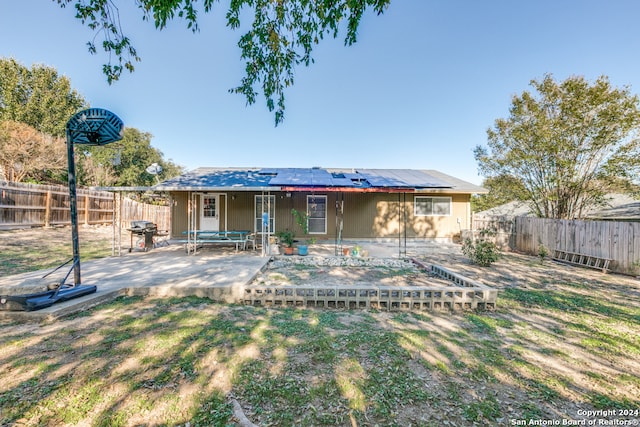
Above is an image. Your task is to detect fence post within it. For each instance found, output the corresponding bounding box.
[83,194,89,225]
[44,190,51,227]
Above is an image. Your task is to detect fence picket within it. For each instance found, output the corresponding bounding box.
[473,215,639,275]
[0,181,169,231]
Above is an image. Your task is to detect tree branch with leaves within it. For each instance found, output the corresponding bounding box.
[54,0,390,125]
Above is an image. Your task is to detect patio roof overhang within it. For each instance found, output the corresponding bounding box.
[280,186,415,193]
[148,186,279,192]
[92,186,156,192]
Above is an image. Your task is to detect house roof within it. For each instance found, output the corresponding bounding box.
[474,194,640,221]
[153,167,486,194]
[474,201,533,219]
[585,194,640,221]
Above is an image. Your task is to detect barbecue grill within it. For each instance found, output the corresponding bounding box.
[127,221,158,252]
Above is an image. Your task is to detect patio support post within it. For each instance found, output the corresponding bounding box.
[403,193,407,256]
[398,192,407,258]
[335,193,344,256]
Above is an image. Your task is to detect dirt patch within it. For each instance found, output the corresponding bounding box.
[254,257,453,288]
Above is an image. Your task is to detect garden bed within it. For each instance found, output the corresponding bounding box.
[246,256,497,310]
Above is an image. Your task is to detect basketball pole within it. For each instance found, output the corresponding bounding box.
[65,108,123,287]
[66,128,82,285]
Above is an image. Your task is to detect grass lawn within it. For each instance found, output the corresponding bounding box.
[1,229,639,426]
[0,226,114,277]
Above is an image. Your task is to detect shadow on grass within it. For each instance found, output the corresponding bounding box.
[1,285,639,426]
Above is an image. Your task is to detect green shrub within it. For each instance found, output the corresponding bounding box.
[462,229,500,267]
[538,244,548,264]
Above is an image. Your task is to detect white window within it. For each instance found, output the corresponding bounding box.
[202,196,217,218]
[414,196,451,216]
[255,195,275,233]
[307,195,327,234]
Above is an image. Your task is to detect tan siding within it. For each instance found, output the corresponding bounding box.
[341,193,374,238]
[342,193,470,239]
[172,192,257,236]
[170,192,189,238]
[407,194,470,238]
[275,192,295,231]
[283,192,337,239]
[170,191,471,240]
[226,192,256,231]
[325,193,337,237]
[219,195,227,229]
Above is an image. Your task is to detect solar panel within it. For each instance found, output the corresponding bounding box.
[156,169,273,189]
[269,168,356,186]
[357,169,452,188]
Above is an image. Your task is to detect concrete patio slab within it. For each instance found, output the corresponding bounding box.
[0,239,465,322]
[0,245,270,322]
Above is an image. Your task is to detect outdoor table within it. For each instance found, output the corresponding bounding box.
[182,230,250,253]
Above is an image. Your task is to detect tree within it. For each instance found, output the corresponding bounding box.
[77,127,184,187]
[0,58,86,137]
[0,120,67,182]
[471,175,527,213]
[54,0,390,125]
[475,74,640,219]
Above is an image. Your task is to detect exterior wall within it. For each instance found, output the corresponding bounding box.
[170,191,255,238]
[171,192,189,238]
[170,190,471,240]
[341,192,469,239]
[225,192,256,231]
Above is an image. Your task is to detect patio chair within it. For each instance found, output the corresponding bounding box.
[153,230,170,248]
[244,233,257,250]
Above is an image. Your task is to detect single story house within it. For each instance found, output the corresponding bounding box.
[153,167,486,244]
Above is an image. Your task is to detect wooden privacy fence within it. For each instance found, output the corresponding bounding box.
[468,217,515,249]
[0,181,169,231]
[118,197,170,231]
[471,214,640,275]
[514,217,640,275]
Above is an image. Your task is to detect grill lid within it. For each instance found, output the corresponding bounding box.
[130,220,156,229]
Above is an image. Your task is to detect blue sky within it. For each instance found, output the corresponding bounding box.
[2,1,640,185]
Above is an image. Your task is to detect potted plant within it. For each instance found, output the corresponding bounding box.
[291,208,315,256]
[276,230,295,255]
[352,244,363,257]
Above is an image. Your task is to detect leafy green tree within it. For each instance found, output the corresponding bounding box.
[471,175,527,213]
[0,59,181,187]
[475,74,640,219]
[77,127,184,187]
[0,58,86,137]
[54,0,390,124]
